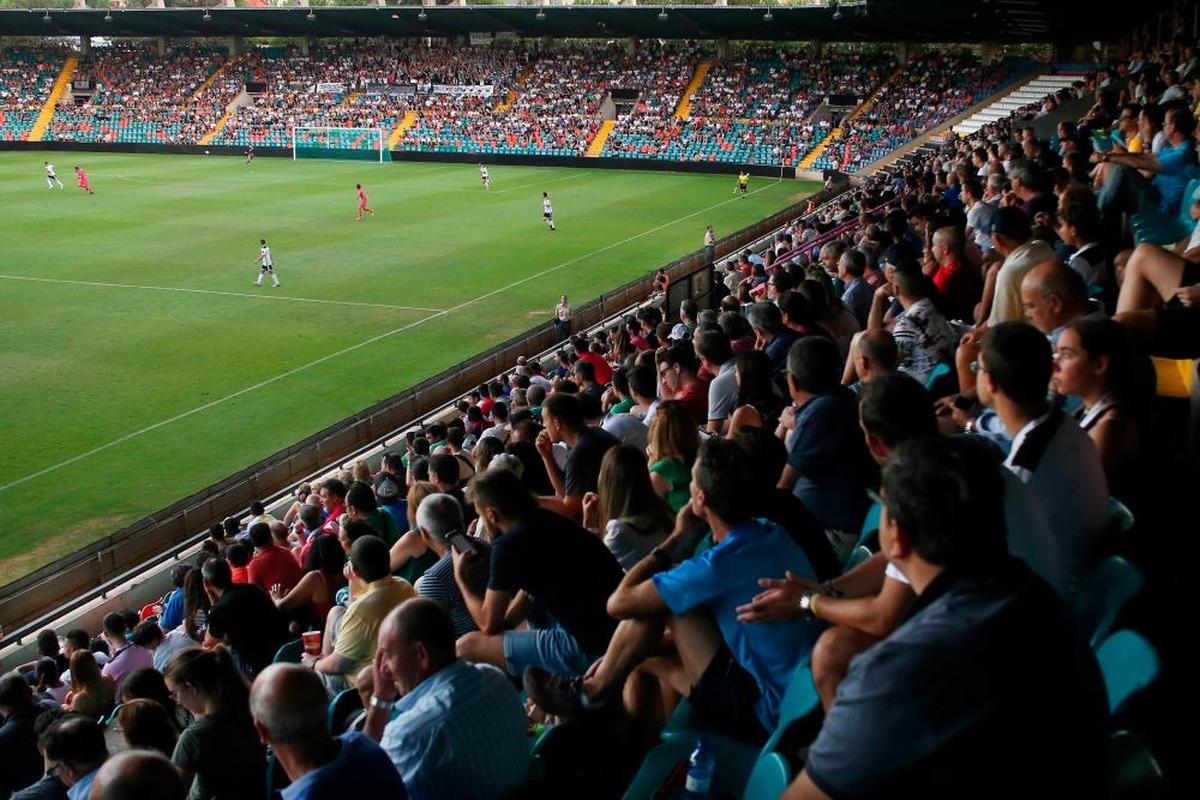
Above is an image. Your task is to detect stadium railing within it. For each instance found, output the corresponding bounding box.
[0,178,846,655]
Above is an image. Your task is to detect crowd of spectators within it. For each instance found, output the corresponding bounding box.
[0,47,67,142]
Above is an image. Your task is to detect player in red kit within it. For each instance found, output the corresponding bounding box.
[355,183,375,221]
[74,166,94,195]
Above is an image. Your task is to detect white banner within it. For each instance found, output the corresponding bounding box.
[313,82,346,95]
[430,84,495,98]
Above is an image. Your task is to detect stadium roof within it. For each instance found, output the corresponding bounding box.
[0,2,1167,43]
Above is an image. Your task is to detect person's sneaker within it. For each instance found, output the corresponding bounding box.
[523,667,587,719]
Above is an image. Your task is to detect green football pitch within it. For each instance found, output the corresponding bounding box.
[0,150,817,585]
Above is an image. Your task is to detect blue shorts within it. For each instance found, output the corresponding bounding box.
[503,624,594,677]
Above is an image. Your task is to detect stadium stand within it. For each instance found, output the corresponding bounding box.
[0,47,68,142]
[2,11,1196,800]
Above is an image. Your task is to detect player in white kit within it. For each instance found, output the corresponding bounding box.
[542,192,555,231]
[479,164,490,190]
[252,239,280,287]
[44,162,63,189]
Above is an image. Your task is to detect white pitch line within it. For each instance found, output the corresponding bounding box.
[0,274,445,313]
[0,180,779,493]
[493,171,591,194]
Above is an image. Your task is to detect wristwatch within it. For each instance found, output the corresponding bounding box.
[820,580,845,599]
[798,592,819,620]
[370,695,397,711]
[650,545,673,567]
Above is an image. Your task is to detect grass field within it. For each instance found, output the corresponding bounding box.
[0,150,816,585]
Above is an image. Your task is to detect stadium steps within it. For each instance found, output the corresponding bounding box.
[387,110,419,149]
[586,120,616,157]
[28,56,77,142]
[674,60,712,119]
[198,109,235,146]
[952,73,1077,136]
[495,64,535,112]
[336,90,362,108]
[191,58,234,100]
[797,65,898,170]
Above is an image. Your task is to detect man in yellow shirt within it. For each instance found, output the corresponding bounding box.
[307,535,414,693]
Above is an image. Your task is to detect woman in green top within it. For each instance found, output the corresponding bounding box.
[647,400,700,513]
[166,646,264,800]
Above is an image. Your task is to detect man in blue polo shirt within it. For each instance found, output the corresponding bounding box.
[1096,104,1198,217]
[525,438,821,743]
[784,436,1107,799]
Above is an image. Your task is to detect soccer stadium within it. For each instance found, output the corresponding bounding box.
[0,0,1193,797]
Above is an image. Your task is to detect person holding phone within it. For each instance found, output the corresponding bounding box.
[410,494,490,639]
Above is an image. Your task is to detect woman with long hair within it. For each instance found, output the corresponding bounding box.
[585,446,674,570]
[165,647,264,800]
[123,666,189,731]
[270,533,348,630]
[647,400,700,513]
[1051,316,1153,506]
[472,436,505,475]
[64,650,114,718]
[34,657,69,704]
[119,698,179,758]
[800,276,859,360]
[728,350,786,437]
[387,480,440,584]
[155,568,212,671]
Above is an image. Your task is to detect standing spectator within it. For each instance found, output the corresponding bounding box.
[98,613,153,699]
[89,751,183,800]
[249,665,407,800]
[704,224,716,265]
[782,437,1106,799]
[165,647,264,800]
[554,294,571,341]
[245,524,304,598]
[202,559,289,679]
[364,599,530,800]
[38,716,107,800]
[0,672,52,799]
[535,392,618,520]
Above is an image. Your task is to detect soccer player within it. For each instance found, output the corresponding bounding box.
[245,144,255,166]
[44,161,63,189]
[252,238,280,288]
[736,170,750,198]
[542,192,556,231]
[479,163,491,190]
[74,166,94,195]
[355,183,375,221]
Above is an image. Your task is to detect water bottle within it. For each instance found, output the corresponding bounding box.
[683,736,715,798]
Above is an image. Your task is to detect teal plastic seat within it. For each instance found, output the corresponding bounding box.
[272,638,304,664]
[326,687,362,734]
[843,545,873,573]
[743,751,792,800]
[1109,730,1166,799]
[1106,496,1135,536]
[1075,556,1144,649]
[1131,177,1200,245]
[1096,629,1159,714]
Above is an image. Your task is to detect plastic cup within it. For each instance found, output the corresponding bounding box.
[301,631,321,656]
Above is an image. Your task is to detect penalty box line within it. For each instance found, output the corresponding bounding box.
[0,180,778,493]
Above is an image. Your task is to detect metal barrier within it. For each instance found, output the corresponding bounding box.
[0,182,839,645]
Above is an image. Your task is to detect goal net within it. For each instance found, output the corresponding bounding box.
[292,126,388,162]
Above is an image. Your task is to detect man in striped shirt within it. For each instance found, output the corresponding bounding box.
[365,599,530,800]
[412,493,489,638]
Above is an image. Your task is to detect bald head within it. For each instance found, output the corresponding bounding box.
[931,226,962,262]
[89,750,183,800]
[249,664,330,745]
[381,597,456,667]
[857,329,899,379]
[1020,260,1087,334]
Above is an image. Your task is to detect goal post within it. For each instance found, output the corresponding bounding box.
[291,126,387,163]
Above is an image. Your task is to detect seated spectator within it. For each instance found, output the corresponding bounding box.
[601,364,655,451]
[225,543,251,584]
[270,535,348,633]
[984,207,1056,326]
[696,328,739,434]
[90,750,183,800]
[976,322,1108,595]
[1056,195,1113,308]
[782,436,1106,799]
[842,327,899,391]
[583,445,673,571]
[838,249,874,328]
[64,651,114,720]
[747,301,798,380]
[202,558,289,679]
[647,400,699,513]
[364,599,530,800]
[345,481,400,547]
[374,454,409,532]
[526,438,822,743]
[1095,104,1197,219]
[311,536,414,694]
[655,341,708,426]
[386,482,441,585]
[249,664,407,800]
[879,262,956,386]
[1051,317,1153,508]
[38,716,107,800]
[1019,259,1089,342]
[159,565,191,633]
[316,479,348,536]
[777,337,875,560]
[121,668,187,732]
[117,699,178,758]
[0,672,54,798]
[165,647,264,800]
[246,523,304,599]
[728,350,788,435]
[33,659,68,706]
[413,493,489,639]
[11,705,71,800]
[96,612,153,699]
[535,392,618,520]
[455,469,624,679]
[926,226,981,321]
[155,569,211,672]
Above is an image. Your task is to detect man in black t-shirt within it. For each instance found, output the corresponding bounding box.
[535,392,618,520]
[202,558,289,679]
[455,469,623,678]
